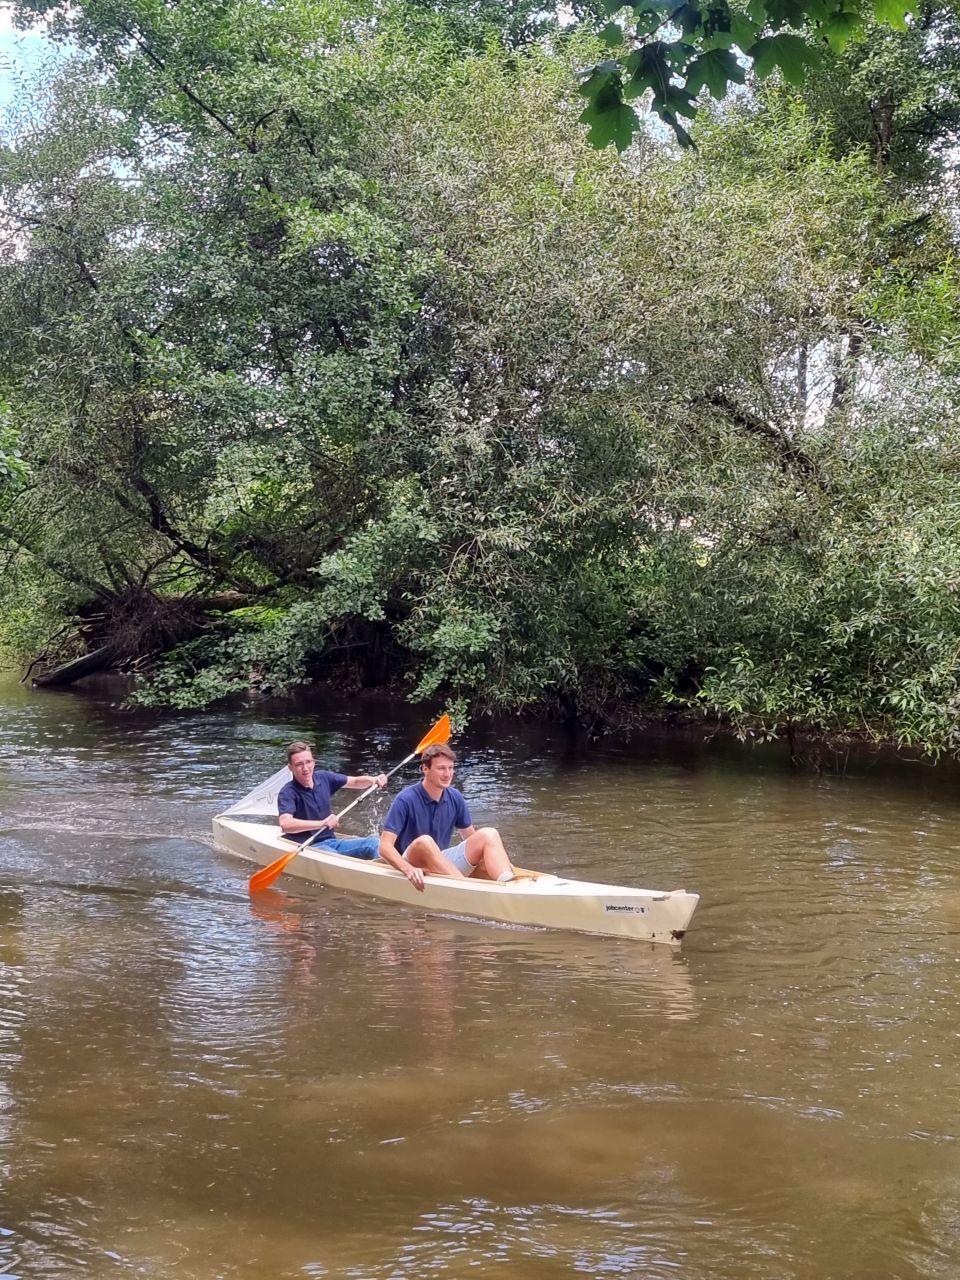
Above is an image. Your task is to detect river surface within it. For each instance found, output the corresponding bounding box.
[0,673,958,1279]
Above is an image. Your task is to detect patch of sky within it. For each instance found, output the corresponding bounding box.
[0,5,69,112]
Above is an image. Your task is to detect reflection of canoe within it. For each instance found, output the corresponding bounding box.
[213,816,699,947]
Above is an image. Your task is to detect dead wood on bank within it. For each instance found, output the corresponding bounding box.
[27,588,256,689]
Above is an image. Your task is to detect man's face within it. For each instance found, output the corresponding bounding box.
[423,755,455,789]
[289,749,315,786]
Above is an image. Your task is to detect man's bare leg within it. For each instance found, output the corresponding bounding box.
[462,827,514,881]
[404,835,468,878]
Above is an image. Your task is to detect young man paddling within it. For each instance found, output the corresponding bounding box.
[378,744,515,891]
[278,741,388,859]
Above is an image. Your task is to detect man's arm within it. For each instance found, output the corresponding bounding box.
[278,812,339,835]
[345,774,388,790]
[379,829,425,892]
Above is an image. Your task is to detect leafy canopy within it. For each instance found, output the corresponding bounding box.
[4,0,960,758]
[579,0,916,148]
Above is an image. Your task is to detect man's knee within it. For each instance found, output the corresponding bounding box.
[406,835,440,860]
[476,826,501,843]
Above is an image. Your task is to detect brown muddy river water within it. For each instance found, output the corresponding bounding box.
[0,673,958,1279]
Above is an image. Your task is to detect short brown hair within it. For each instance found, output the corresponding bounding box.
[286,740,313,762]
[421,743,456,766]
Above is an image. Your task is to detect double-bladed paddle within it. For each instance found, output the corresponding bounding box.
[247,714,452,895]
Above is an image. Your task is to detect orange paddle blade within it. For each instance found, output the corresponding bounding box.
[249,848,299,895]
[415,714,451,754]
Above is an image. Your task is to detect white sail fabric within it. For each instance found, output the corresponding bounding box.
[221,765,291,817]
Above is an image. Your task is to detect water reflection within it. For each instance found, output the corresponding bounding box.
[249,886,698,1031]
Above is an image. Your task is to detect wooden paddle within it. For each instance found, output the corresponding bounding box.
[247,715,452,895]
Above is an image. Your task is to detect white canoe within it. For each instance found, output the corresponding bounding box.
[214,816,699,947]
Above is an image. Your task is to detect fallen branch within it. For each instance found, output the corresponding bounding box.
[31,645,116,689]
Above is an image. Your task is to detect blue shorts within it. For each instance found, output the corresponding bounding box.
[313,835,380,860]
[442,841,475,875]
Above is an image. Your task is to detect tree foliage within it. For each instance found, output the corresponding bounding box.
[796,0,960,189]
[2,0,960,756]
[577,0,920,148]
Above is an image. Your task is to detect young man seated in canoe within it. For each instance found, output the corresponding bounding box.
[378,743,516,891]
[278,741,388,858]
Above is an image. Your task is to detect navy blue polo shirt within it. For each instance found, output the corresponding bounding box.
[382,782,472,854]
[278,769,348,844]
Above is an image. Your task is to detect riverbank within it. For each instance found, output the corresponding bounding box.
[7,662,957,789]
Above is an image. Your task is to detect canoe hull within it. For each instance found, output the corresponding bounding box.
[213,817,699,947]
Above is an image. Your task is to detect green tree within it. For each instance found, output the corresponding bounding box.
[0,0,433,675]
[578,0,920,148]
[364,61,960,741]
[796,0,960,188]
[4,0,960,759]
